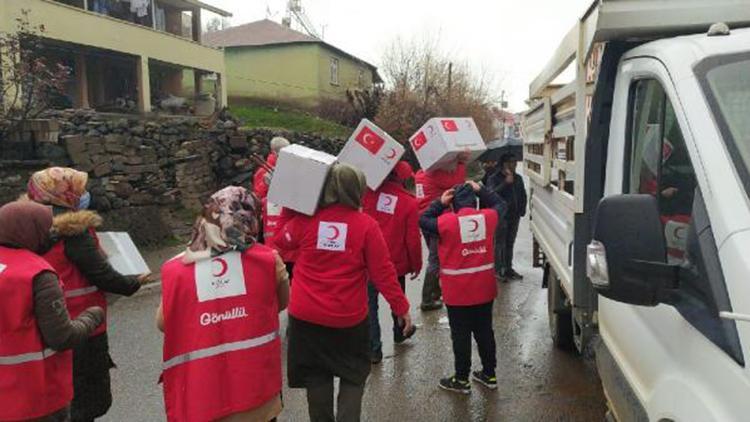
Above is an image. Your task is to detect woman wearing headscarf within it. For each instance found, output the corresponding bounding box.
[156,186,289,422]
[26,167,148,422]
[276,164,413,422]
[0,201,104,422]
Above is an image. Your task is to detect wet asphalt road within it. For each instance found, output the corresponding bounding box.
[103,214,606,422]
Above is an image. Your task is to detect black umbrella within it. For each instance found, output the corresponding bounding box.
[478,138,523,163]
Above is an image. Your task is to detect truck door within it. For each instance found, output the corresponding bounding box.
[600,57,748,421]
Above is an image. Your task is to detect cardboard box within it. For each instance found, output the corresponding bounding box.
[98,232,150,276]
[337,119,405,190]
[408,117,487,171]
[267,144,337,216]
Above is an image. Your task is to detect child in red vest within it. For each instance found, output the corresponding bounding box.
[419,181,506,394]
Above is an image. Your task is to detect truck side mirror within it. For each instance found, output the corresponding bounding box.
[587,194,679,306]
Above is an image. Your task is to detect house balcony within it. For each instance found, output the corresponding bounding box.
[0,0,231,113]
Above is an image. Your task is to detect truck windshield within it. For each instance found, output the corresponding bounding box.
[697,53,750,194]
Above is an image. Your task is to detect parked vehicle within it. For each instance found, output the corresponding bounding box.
[522,1,750,420]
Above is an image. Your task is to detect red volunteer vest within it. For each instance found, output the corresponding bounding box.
[161,245,282,422]
[263,199,283,243]
[437,208,499,306]
[43,229,108,337]
[0,246,73,421]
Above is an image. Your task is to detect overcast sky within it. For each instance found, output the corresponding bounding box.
[204,0,592,111]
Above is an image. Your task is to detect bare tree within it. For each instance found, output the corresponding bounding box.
[0,10,71,137]
[205,16,229,33]
[375,35,503,143]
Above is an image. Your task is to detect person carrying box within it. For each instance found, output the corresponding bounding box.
[414,153,469,311]
[362,161,422,363]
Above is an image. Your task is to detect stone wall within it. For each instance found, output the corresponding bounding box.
[0,110,348,245]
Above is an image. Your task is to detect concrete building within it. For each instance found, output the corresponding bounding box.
[204,19,382,107]
[0,0,231,113]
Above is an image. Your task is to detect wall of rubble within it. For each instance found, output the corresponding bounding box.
[0,110,347,244]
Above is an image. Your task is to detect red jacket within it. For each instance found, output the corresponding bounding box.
[276,204,410,328]
[0,246,73,421]
[253,153,277,200]
[160,247,281,422]
[362,181,422,277]
[263,199,298,263]
[437,208,498,306]
[415,163,467,213]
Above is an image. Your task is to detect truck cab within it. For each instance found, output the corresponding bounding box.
[523,1,750,420]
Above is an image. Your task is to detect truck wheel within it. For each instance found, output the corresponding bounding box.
[547,269,574,350]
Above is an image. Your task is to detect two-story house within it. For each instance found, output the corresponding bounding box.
[0,0,231,114]
[204,19,382,108]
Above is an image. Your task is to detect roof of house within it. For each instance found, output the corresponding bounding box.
[205,19,382,82]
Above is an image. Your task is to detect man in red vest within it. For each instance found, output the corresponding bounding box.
[253,136,290,200]
[262,197,298,283]
[414,155,469,311]
[362,161,422,363]
[420,181,506,394]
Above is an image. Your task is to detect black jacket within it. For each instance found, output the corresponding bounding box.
[484,170,527,220]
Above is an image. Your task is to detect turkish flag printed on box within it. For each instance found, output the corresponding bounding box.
[441,119,459,132]
[355,126,386,155]
[411,131,428,151]
[409,117,486,171]
[338,119,405,190]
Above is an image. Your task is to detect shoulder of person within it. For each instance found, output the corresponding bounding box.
[52,210,102,238]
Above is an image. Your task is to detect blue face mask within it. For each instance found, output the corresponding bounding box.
[77,191,91,210]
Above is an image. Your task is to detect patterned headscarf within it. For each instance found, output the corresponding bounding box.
[186,186,261,262]
[27,167,89,210]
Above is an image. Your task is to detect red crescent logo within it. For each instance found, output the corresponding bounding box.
[326,225,340,240]
[384,196,393,206]
[469,219,479,232]
[212,258,229,277]
[386,148,397,160]
[673,225,687,241]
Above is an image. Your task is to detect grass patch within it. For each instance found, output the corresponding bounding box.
[231,105,352,138]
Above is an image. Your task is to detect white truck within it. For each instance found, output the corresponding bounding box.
[522,1,750,420]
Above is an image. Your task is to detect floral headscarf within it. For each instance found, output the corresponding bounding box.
[185,186,261,263]
[27,167,89,210]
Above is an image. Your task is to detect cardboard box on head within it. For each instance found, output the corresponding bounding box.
[267,144,337,216]
[338,119,405,190]
[409,117,487,171]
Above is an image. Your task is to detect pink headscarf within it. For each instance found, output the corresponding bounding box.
[27,167,88,210]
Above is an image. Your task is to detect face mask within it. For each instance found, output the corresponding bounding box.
[77,191,91,210]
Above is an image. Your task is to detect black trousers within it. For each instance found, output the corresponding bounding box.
[446,301,496,380]
[497,216,521,274]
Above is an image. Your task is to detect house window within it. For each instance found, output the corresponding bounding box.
[358,69,365,87]
[330,57,339,86]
